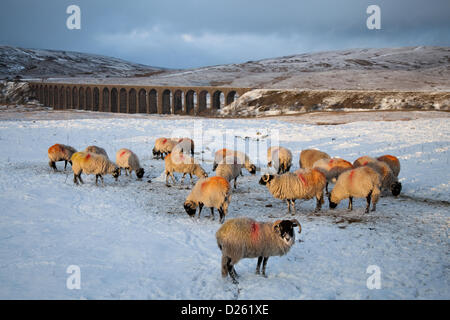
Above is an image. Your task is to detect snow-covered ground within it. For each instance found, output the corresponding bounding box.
[0,112,448,299]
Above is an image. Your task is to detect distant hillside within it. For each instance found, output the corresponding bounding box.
[0,46,166,79]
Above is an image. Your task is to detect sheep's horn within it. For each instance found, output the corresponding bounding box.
[272,220,282,231]
[290,219,302,234]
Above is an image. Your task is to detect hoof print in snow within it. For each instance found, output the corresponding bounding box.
[147,179,152,183]
[265,204,273,207]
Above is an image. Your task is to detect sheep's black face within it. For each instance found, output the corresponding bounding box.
[249,165,257,175]
[184,201,197,217]
[112,168,120,180]
[152,148,159,157]
[259,174,273,185]
[329,195,338,209]
[136,168,145,179]
[275,220,296,245]
[391,182,402,196]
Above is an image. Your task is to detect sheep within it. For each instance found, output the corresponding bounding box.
[115,148,145,179]
[71,151,120,185]
[216,217,301,283]
[172,137,195,157]
[312,157,354,195]
[184,176,231,223]
[353,156,402,196]
[329,166,381,213]
[212,148,256,174]
[267,146,293,174]
[299,149,330,169]
[215,155,243,189]
[377,155,401,177]
[259,169,327,213]
[153,137,177,159]
[84,145,109,159]
[48,143,77,171]
[164,151,207,186]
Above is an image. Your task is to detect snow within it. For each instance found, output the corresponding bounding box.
[0,113,449,299]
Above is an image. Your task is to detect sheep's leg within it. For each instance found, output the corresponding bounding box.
[64,160,68,171]
[218,208,226,224]
[170,172,177,184]
[291,199,296,215]
[325,182,329,196]
[286,200,291,213]
[210,207,215,220]
[315,193,323,212]
[366,190,372,213]
[165,172,170,186]
[221,256,229,278]
[100,175,104,186]
[256,256,263,274]
[77,173,84,184]
[198,203,203,218]
[227,259,238,284]
[49,161,57,171]
[95,175,99,185]
[233,177,237,189]
[348,197,353,211]
[181,173,186,184]
[261,257,269,277]
[73,173,78,185]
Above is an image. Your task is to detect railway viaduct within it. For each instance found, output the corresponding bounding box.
[28,82,252,115]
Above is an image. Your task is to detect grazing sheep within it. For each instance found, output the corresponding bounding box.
[377,155,401,177]
[48,143,77,171]
[353,156,402,196]
[115,148,145,179]
[153,137,177,159]
[313,157,354,195]
[184,176,231,223]
[299,149,330,169]
[267,146,293,174]
[329,166,381,213]
[215,156,243,189]
[164,151,207,185]
[259,169,326,213]
[212,148,256,174]
[71,151,120,185]
[216,217,301,283]
[84,145,109,159]
[172,137,195,156]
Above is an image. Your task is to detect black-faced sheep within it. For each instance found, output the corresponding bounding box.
[153,137,177,159]
[216,217,301,283]
[329,166,381,213]
[267,146,293,174]
[164,151,207,186]
[115,148,145,179]
[184,176,231,223]
[377,155,401,177]
[48,143,77,171]
[299,149,330,169]
[259,169,327,213]
[71,151,120,185]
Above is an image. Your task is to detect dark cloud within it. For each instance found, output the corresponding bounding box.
[1,0,449,68]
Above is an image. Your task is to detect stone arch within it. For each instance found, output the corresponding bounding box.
[59,87,64,109]
[226,91,238,105]
[79,87,85,110]
[72,87,78,108]
[185,90,196,115]
[149,89,157,114]
[173,90,183,114]
[66,87,71,108]
[85,87,92,110]
[198,90,209,113]
[138,89,147,113]
[111,88,118,112]
[212,90,224,109]
[102,88,109,112]
[162,89,171,114]
[48,86,53,107]
[40,86,44,105]
[53,86,58,109]
[129,88,137,113]
[119,88,127,113]
[93,87,100,111]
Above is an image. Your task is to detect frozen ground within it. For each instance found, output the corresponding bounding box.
[0,110,448,299]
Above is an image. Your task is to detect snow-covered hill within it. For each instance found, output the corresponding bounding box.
[0,46,165,79]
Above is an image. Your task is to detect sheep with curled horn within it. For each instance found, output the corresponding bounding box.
[216,217,301,284]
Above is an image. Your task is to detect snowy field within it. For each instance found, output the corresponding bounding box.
[0,111,449,299]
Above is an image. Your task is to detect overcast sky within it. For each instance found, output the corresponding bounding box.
[1,0,449,68]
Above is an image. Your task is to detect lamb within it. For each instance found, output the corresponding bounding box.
[164,151,208,186]
[267,146,293,174]
[216,217,301,283]
[71,151,120,185]
[184,176,231,223]
[215,155,243,189]
[212,148,256,174]
[153,137,177,159]
[259,169,327,213]
[299,149,330,169]
[353,156,402,196]
[312,157,354,195]
[377,155,401,177]
[115,148,145,179]
[84,145,109,159]
[329,166,381,213]
[48,143,77,171]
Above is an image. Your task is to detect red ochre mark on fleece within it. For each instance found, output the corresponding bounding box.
[120,151,127,157]
[85,153,91,160]
[349,170,355,183]
[48,144,63,154]
[251,222,259,242]
[363,161,368,166]
[201,176,229,192]
[162,138,167,144]
[297,173,308,186]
